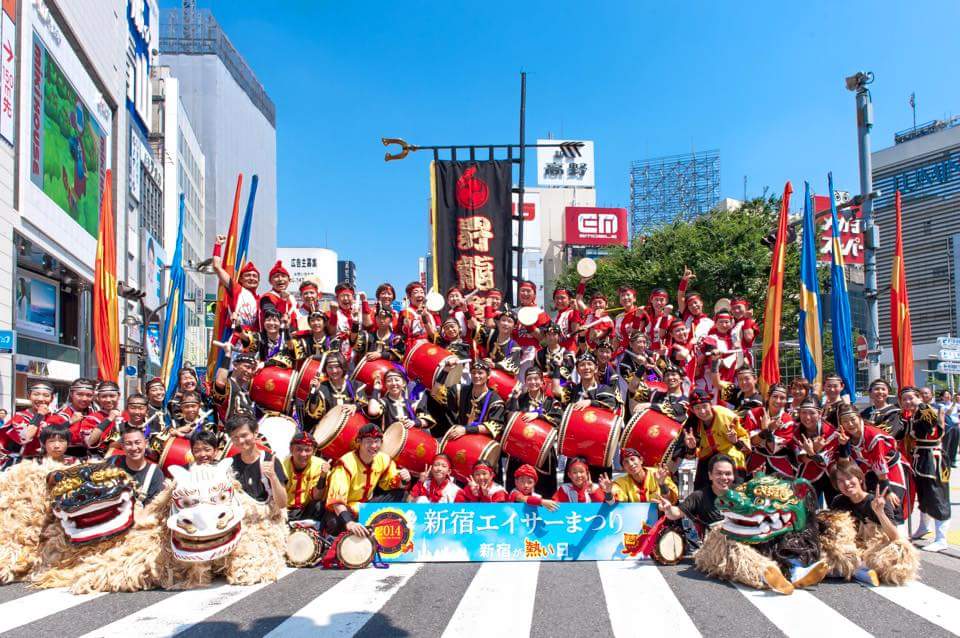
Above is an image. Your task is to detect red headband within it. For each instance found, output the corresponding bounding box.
[269,260,289,279]
[299,280,318,292]
[406,281,425,295]
[714,310,732,319]
[335,283,355,295]
[553,288,571,298]
[566,457,590,474]
[519,281,536,293]
[731,297,751,308]
[648,290,669,300]
[514,464,538,481]
[239,261,260,277]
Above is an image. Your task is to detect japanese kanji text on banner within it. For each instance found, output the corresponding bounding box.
[431,160,514,299]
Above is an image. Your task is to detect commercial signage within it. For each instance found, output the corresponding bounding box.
[536,139,595,188]
[565,207,629,246]
[880,150,960,202]
[0,329,14,353]
[358,503,657,562]
[276,247,338,294]
[937,361,960,375]
[141,232,166,312]
[15,270,58,340]
[0,0,17,145]
[938,336,960,349]
[939,349,960,362]
[511,190,541,250]
[814,194,863,265]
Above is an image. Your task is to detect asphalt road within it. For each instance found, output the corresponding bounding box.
[1,551,957,638]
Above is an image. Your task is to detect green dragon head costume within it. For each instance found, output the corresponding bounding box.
[716,474,813,544]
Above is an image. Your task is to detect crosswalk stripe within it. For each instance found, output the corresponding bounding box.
[77,567,296,638]
[869,581,960,636]
[735,584,873,638]
[264,564,421,637]
[441,562,540,638]
[598,562,701,638]
[0,589,105,634]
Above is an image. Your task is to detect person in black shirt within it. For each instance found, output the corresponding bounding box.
[225,413,287,511]
[115,427,164,504]
[656,454,736,530]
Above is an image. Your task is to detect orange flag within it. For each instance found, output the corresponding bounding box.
[759,181,793,394]
[93,169,119,381]
[206,174,244,379]
[890,190,914,388]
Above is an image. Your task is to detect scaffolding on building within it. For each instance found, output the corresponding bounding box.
[629,150,721,237]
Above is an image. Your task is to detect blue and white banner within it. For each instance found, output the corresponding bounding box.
[358,503,658,562]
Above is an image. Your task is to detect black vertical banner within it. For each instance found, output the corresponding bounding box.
[432,160,514,303]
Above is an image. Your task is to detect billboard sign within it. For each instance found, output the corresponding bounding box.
[565,207,629,246]
[814,194,863,265]
[511,190,541,250]
[15,270,58,341]
[0,0,17,145]
[536,139,595,188]
[141,231,166,312]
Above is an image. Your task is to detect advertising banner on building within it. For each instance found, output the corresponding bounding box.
[358,503,658,563]
[813,195,863,265]
[511,191,541,250]
[142,232,166,312]
[536,140,595,188]
[565,207,629,246]
[432,160,513,298]
[0,0,17,145]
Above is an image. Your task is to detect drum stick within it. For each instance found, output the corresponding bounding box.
[143,411,161,426]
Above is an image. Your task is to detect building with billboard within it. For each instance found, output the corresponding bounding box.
[278,247,338,298]
[159,5,277,296]
[629,150,721,237]
[338,260,357,289]
[873,118,960,384]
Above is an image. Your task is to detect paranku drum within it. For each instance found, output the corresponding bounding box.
[382,423,439,475]
[258,414,299,462]
[351,358,401,388]
[312,405,366,461]
[404,341,462,388]
[250,366,299,414]
[334,533,375,569]
[294,357,325,403]
[557,405,621,468]
[285,527,327,568]
[439,431,501,483]
[619,408,682,466]
[486,368,516,401]
[653,527,686,566]
[501,412,557,469]
[158,436,194,476]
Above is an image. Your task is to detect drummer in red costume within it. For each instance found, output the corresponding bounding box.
[791,396,839,505]
[259,261,297,326]
[2,380,55,459]
[409,453,462,503]
[291,279,321,334]
[398,281,437,348]
[444,286,470,335]
[612,448,678,503]
[743,384,796,479]
[613,286,643,353]
[45,378,95,458]
[634,366,688,422]
[211,234,260,331]
[665,319,696,381]
[362,283,399,331]
[730,297,758,369]
[456,459,508,502]
[79,381,123,456]
[637,288,672,351]
[677,268,714,340]
[508,463,559,510]
[431,359,506,441]
[514,280,551,353]
[578,292,615,351]
[328,282,361,360]
[553,457,615,503]
[707,309,738,383]
[551,287,582,352]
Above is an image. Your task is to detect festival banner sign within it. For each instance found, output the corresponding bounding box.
[431,160,513,301]
[358,503,658,562]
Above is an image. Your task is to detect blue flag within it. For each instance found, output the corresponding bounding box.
[799,182,823,388]
[827,173,856,400]
[160,194,187,403]
[236,175,259,269]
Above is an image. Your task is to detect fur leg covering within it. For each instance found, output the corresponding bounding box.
[864,536,919,586]
[0,460,64,584]
[222,495,287,586]
[694,529,778,589]
[817,510,860,580]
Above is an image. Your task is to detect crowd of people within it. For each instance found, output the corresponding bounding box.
[0,244,954,581]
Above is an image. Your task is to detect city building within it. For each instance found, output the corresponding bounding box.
[277,247,338,298]
[151,65,206,369]
[338,260,357,289]
[7,0,130,408]
[873,117,960,384]
[629,150,721,237]
[159,4,277,296]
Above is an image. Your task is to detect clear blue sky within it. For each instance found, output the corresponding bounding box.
[161,1,960,293]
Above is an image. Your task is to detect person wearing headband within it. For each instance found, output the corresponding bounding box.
[707,310,737,384]
[166,367,213,424]
[366,367,435,432]
[397,281,437,349]
[720,366,764,417]
[169,391,216,438]
[577,291,615,351]
[820,373,847,429]
[611,285,642,355]
[2,380,56,459]
[285,308,339,367]
[551,286,582,353]
[552,457,614,503]
[437,315,471,361]
[642,366,688,422]
[284,430,331,522]
[291,278,321,334]
[730,297,758,370]
[455,459,507,502]
[557,352,618,414]
[619,331,663,409]
[211,353,257,423]
[834,403,908,524]
[508,463,558,511]
[325,423,411,536]
[143,377,169,425]
[77,381,122,457]
[44,378,96,459]
[303,351,369,427]
[236,305,290,364]
[611,448,678,504]
[676,267,714,340]
[503,366,562,494]
[409,454,462,503]
[637,287,673,352]
[326,282,361,361]
[444,286,470,336]
[859,378,900,435]
[473,308,521,376]
[790,396,838,506]
[356,305,405,365]
[211,233,260,331]
[431,358,506,442]
[534,323,576,395]
[514,280,550,354]
[681,389,751,491]
[742,384,797,479]
[593,340,624,407]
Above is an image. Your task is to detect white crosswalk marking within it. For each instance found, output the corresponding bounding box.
[264,563,421,638]
[76,567,296,638]
[441,562,540,638]
[598,562,701,638]
[0,589,105,634]
[870,581,960,636]
[735,584,873,638]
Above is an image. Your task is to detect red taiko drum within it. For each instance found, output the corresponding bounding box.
[403,341,462,388]
[557,405,622,468]
[501,412,557,469]
[311,404,366,461]
[352,358,402,388]
[486,369,516,401]
[158,436,194,476]
[294,357,326,403]
[382,423,439,475]
[251,366,299,414]
[619,408,682,466]
[439,431,501,483]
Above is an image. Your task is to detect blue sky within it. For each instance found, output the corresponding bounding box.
[161,1,960,293]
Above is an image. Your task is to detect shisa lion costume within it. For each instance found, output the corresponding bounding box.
[0,459,286,593]
[694,474,824,594]
[817,509,918,586]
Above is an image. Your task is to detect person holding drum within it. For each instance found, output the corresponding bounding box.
[557,352,618,413]
[680,389,751,490]
[225,413,288,512]
[325,423,411,537]
[283,431,330,522]
[576,292,615,352]
[791,396,839,506]
[366,368,435,431]
[431,359,507,441]
[286,310,339,367]
[472,309,522,377]
[508,463,559,511]
[504,366,562,494]
[409,453,462,503]
[553,457,615,503]
[302,353,368,427]
[455,459,508,502]
[534,323,575,395]
[211,353,257,423]
[397,281,438,350]
[551,287,581,353]
[611,448,678,504]
[514,280,551,353]
[169,392,216,438]
[743,384,797,479]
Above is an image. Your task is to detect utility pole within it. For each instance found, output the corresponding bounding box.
[846,71,881,380]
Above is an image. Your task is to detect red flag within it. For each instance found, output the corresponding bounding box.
[93,170,119,381]
[891,191,914,389]
[206,174,244,379]
[759,181,793,394]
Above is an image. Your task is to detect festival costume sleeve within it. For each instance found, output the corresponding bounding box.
[376,454,405,491]
[590,384,619,411]
[325,460,356,513]
[611,476,632,502]
[542,398,562,426]
[553,487,570,502]
[489,489,508,503]
[480,395,507,439]
[304,387,329,421]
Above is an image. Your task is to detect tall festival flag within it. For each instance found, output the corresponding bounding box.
[828,172,856,400]
[890,190,915,388]
[798,182,824,389]
[160,195,187,401]
[235,175,259,271]
[93,169,119,381]
[759,181,792,394]
[206,175,244,379]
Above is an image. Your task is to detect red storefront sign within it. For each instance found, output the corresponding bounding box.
[565,207,628,246]
[813,195,863,265]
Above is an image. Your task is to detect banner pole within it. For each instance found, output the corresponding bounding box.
[515,71,526,304]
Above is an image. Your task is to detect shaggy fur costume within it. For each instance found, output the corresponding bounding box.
[0,460,66,583]
[817,510,919,585]
[695,528,780,589]
[219,492,288,585]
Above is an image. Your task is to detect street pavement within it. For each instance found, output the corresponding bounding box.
[2,551,958,638]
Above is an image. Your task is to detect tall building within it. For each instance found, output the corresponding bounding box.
[629,150,721,236]
[338,260,357,288]
[151,65,206,369]
[158,5,277,295]
[873,117,960,382]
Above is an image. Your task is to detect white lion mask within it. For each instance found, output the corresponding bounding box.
[167,459,245,562]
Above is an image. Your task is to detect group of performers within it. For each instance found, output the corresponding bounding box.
[0,250,950,589]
